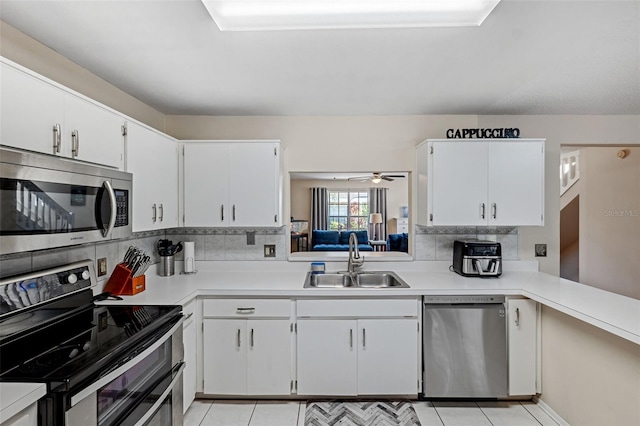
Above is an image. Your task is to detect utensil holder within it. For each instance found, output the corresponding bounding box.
[104,264,146,295]
[159,255,175,276]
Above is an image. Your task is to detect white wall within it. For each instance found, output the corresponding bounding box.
[0,21,166,131]
[541,307,640,426]
[579,147,640,299]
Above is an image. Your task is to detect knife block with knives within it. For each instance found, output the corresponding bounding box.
[104,246,151,295]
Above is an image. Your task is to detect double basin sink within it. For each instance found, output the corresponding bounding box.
[303,271,410,289]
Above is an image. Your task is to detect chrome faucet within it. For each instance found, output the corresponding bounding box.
[348,232,364,274]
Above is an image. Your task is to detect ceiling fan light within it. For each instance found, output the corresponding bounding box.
[371,176,382,184]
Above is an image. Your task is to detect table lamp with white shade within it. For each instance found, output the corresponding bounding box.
[369,213,383,240]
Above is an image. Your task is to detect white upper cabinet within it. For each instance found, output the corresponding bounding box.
[1,61,64,155]
[183,143,230,227]
[420,139,545,226]
[64,94,124,169]
[1,60,125,170]
[126,121,178,232]
[182,141,283,227]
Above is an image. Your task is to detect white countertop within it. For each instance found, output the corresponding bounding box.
[100,260,640,346]
[0,383,46,423]
[7,260,637,416]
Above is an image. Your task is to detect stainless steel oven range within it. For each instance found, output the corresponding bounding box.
[0,260,184,426]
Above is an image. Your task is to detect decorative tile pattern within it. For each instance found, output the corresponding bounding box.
[305,401,421,426]
[414,225,519,260]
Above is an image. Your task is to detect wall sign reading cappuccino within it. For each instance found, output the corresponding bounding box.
[446,128,520,139]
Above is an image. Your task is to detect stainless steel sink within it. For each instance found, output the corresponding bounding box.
[354,271,410,288]
[304,273,353,288]
[303,271,409,288]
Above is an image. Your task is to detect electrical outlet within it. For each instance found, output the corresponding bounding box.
[535,244,547,257]
[97,258,107,276]
[264,245,276,258]
[247,231,256,245]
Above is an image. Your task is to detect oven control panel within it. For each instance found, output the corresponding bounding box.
[0,260,95,315]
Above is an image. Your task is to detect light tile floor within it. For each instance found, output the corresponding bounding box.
[184,399,560,426]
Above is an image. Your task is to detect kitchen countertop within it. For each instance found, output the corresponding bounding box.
[0,383,46,424]
[99,260,640,346]
[6,260,638,416]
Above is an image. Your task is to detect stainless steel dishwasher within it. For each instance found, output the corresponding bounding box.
[422,295,507,398]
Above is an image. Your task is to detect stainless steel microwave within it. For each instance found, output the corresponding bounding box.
[0,147,132,255]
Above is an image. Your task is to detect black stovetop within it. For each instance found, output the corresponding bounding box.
[0,288,181,392]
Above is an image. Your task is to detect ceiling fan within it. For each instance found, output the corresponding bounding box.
[347,172,406,183]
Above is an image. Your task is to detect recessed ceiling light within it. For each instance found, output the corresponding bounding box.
[202,0,501,31]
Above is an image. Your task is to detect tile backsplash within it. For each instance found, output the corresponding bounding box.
[0,227,287,282]
[0,225,516,281]
[413,225,519,261]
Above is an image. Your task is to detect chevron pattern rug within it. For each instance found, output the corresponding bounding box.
[305,401,421,426]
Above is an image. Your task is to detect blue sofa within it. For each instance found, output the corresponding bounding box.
[387,233,409,252]
[311,230,374,251]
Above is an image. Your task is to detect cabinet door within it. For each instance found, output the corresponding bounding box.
[488,142,545,226]
[183,143,230,226]
[508,299,538,395]
[247,320,291,395]
[202,320,247,395]
[229,143,280,227]
[154,133,179,229]
[65,94,125,169]
[1,63,65,156]
[127,122,177,231]
[357,319,418,395]
[430,141,488,226]
[183,316,197,412]
[297,319,357,396]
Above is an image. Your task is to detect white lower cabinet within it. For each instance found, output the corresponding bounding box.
[296,299,420,396]
[201,299,292,396]
[507,298,539,396]
[182,302,197,413]
[297,319,358,395]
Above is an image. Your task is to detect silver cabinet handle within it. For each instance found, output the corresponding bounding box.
[152,203,157,223]
[52,124,61,153]
[349,329,353,348]
[236,307,255,314]
[159,203,164,222]
[515,307,520,326]
[221,204,224,221]
[232,204,236,221]
[71,129,79,157]
[250,328,254,348]
[237,328,241,348]
[363,328,366,348]
[492,203,497,219]
[184,312,194,321]
[480,203,486,219]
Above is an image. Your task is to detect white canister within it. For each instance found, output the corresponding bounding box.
[183,241,196,273]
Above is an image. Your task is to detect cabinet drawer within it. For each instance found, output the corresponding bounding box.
[297,299,418,318]
[203,298,291,318]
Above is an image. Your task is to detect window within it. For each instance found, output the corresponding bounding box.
[328,190,369,231]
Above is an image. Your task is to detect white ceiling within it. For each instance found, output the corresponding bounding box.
[1,0,639,116]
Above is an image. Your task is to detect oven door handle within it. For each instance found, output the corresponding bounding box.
[133,362,185,426]
[70,317,184,407]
